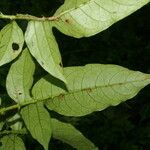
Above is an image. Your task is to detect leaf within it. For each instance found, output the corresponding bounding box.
[32,64,150,116]
[21,102,51,150]
[51,118,97,150]
[25,21,66,83]
[8,114,23,131]
[0,121,4,131]
[0,21,24,66]
[53,0,150,38]
[6,48,35,103]
[0,134,26,150]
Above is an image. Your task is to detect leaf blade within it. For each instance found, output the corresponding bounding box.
[0,121,4,131]
[21,102,51,150]
[8,113,23,131]
[53,0,150,37]
[25,21,66,83]
[0,21,24,66]
[51,118,97,150]
[32,64,150,116]
[6,48,35,103]
[0,135,26,150]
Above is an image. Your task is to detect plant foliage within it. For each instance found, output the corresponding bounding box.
[0,0,150,149]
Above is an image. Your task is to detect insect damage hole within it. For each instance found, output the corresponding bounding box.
[12,43,19,51]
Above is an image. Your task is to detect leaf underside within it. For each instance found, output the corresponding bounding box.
[51,118,97,150]
[0,1,149,150]
[53,0,150,38]
[6,48,35,103]
[24,0,149,83]
[32,64,150,116]
[21,102,51,150]
[0,21,24,66]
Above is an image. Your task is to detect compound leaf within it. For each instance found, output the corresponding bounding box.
[51,118,97,150]
[0,21,24,66]
[32,64,150,116]
[21,102,51,150]
[25,21,66,83]
[6,48,35,103]
[53,0,150,38]
[0,134,26,150]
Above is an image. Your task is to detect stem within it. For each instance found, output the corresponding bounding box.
[0,13,58,21]
[0,104,20,115]
[0,99,44,115]
[0,129,27,135]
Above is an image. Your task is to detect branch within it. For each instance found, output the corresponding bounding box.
[0,99,43,115]
[0,104,20,115]
[0,129,27,135]
[0,13,58,21]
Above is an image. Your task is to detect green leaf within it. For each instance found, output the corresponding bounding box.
[0,21,24,66]
[53,0,150,38]
[51,118,97,150]
[21,102,51,150]
[6,48,35,103]
[8,114,23,131]
[0,134,26,150]
[32,64,150,116]
[0,121,4,131]
[25,21,66,83]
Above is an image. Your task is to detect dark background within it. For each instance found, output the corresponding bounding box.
[0,0,150,150]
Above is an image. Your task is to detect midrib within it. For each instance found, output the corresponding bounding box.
[46,76,150,100]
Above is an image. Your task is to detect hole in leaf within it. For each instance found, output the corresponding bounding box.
[18,92,22,95]
[12,43,19,51]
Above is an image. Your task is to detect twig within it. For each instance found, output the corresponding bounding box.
[0,129,27,135]
[0,13,58,21]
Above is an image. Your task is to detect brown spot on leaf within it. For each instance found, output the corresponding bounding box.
[58,94,65,99]
[65,19,70,24]
[83,88,92,93]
